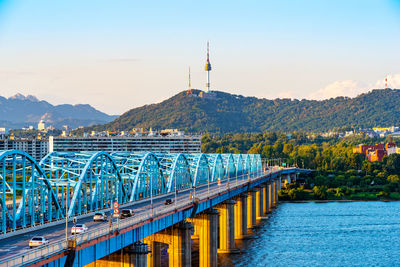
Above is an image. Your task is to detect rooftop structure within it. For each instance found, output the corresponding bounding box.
[50,135,201,154]
[0,137,49,161]
[353,143,397,162]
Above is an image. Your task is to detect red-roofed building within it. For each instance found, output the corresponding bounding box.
[353,143,396,162]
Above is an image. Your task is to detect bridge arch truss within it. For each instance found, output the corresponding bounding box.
[0,150,63,234]
[1,150,262,234]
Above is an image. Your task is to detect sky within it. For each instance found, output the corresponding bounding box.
[0,0,399,115]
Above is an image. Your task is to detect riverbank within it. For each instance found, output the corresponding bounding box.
[280,199,399,203]
[279,186,400,202]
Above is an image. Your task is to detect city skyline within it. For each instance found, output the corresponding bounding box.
[0,0,400,114]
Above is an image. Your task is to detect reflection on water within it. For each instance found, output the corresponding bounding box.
[217,201,400,267]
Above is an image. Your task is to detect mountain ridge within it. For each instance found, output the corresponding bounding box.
[83,88,400,134]
[0,93,117,129]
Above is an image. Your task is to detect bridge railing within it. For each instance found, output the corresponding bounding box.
[72,170,270,246]
[0,170,273,267]
[0,239,67,267]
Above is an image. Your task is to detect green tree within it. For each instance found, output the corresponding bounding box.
[283,143,294,155]
[387,174,400,183]
[384,154,400,175]
[288,188,297,200]
[312,185,327,199]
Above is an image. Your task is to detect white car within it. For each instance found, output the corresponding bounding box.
[71,224,88,235]
[93,212,107,222]
[29,236,49,248]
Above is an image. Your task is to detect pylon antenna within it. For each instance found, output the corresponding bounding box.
[189,66,191,89]
[204,41,212,93]
[187,66,193,95]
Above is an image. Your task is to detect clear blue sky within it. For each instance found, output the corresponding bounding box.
[0,0,399,114]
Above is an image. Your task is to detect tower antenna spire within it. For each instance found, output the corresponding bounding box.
[204,41,212,93]
[187,66,193,95]
[189,66,191,89]
[385,76,388,89]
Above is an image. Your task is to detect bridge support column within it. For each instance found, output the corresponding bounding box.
[256,185,265,219]
[234,193,248,239]
[144,221,193,267]
[263,184,270,214]
[190,209,219,267]
[143,240,161,267]
[167,222,193,267]
[247,189,257,229]
[275,178,280,205]
[125,242,149,267]
[215,199,238,253]
[284,174,291,186]
[269,182,275,208]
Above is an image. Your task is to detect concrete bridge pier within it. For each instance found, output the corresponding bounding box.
[268,182,274,209]
[215,199,238,254]
[167,222,193,267]
[143,221,193,267]
[190,209,219,267]
[255,185,265,220]
[143,240,161,267]
[275,178,280,205]
[283,173,291,187]
[125,242,149,267]
[272,179,277,207]
[263,184,270,214]
[234,193,249,239]
[247,189,257,229]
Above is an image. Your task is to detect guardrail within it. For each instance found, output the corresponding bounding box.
[0,170,275,267]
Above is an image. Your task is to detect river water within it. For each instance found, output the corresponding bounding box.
[218,201,400,267]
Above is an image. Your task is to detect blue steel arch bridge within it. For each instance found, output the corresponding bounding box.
[0,150,262,235]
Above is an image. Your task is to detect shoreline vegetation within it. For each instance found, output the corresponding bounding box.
[280,199,398,203]
[202,131,400,202]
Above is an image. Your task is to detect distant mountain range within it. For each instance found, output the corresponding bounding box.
[83,88,400,134]
[0,93,117,129]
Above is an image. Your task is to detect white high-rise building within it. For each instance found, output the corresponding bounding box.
[49,135,201,154]
[37,120,45,131]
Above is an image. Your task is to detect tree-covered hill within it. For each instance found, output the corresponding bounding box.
[85,88,400,134]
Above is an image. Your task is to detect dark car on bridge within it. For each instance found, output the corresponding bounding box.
[164,198,174,205]
[121,209,134,218]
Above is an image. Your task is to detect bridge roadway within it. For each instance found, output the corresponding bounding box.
[0,169,282,266]
[0,182,209,258]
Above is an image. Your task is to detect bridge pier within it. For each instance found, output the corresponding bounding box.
[247,189,257,229]
[263,184,270,214]
[143,240,161,267]
[268,181,274,209]
[125,242,149,267]
[215,199,238,253]
[256,185,265,219]
[143,221,193,267]
[234,193,248,239]
[275,178,280,205]
[190,209,219,267]
[87,242,149,267]
[283,173,291,187]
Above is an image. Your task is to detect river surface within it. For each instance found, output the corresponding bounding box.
[218,201,400,267]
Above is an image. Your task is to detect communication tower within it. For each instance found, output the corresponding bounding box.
[187,67,193,95]
[204,41,212,92]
